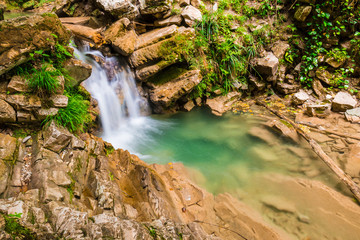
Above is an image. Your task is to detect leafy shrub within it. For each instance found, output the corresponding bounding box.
[44,90,91,132]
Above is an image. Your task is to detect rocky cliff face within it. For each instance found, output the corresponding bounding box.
[0,122,288,239]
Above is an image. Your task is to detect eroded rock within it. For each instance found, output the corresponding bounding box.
[181,5,202,26]
[43,121,72,153]
[63,59,92,87]
[0,99,16,122]
[251,52,279,77]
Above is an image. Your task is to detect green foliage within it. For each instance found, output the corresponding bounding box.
[44,90,91,133]
[66,172,75,203]
[4,213,36,240]
[298,0,359,87]
[27,64,61,96]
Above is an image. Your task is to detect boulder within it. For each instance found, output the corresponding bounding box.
[331,92,357,112]
[345,143,360,177]
[0,13,70,75]
[306,104,331,118]
[276,81,300,95]
[0,133,17,161]
[181,5,202,26]
[104,18,137,56]
[0,99,16,122]
[271,41,290,59]
[294,6,312,22]
[43,121,73,153]
[135,25,178,50]
[251,52,279,76]
[206,92,241,116]
[36,108,59,120]
[63,59,92,87]
[316,68,333,86]
[292,90,309,105]
[7,75,30,93]
[50,95,68,108]
[139,0,171,16]
[94,0,137,18]
[154,15,183,27]
[326,56,346,68]
[150,70,201,112]
[345,107,360,123]
[4,94,42,111]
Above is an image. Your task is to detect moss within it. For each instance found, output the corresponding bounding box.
[148,65,188,86]
[3,213,36,239]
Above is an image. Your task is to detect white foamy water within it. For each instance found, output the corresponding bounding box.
[73,45,167,154]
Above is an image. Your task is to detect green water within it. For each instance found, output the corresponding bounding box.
[139,108,336,194]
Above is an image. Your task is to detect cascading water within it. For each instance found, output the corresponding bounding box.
[73,45,166,154]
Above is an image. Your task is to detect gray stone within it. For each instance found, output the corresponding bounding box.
[294,6,312,22]
[95,0,137,18]
[332,92,357,112]
[43,121,73,153]
[251,52,279,76]
[292,90,309,105]
[345,107,360,123]
[181,5,202,27]
[0,99,16,122]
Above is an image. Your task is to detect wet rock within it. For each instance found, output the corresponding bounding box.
[266,119,299,143]
[154,15,183,27]
[331,91,357,112]
[150,70,201,112]
[181,5,202,26]
[206,92,241,116]
[0,133,17,161]
[104,18,137,56]
[294,6,312,22]
[0,13,70,75]
[251,52,279,77]
[63,59,92,87]
[7,75,30,93]
[345,107,360,123]
[271,41,290,59]
[43,121,72,153]
[345,143,360,177]
[292,90,309,105]
[0,99,16,122]
[306,104,331,118]
[95,0,137,18]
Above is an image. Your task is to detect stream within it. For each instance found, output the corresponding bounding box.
[77,46,360,240]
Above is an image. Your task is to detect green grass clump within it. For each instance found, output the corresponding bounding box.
[44,90,91,132]
[27,64,61,96]
[3,213,36,240]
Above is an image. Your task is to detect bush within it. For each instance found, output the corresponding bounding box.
[44,90,91,132]
[27,64,60,96]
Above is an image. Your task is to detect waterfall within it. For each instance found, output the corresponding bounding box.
[73,45,166,154]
